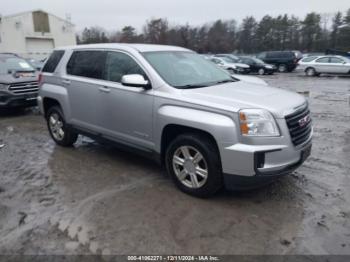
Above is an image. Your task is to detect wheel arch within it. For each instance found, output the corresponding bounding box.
[160,124,221,165]
[157,105,238,166]
[43,97,61,117]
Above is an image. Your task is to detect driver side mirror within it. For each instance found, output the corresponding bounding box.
[121,74,151,90]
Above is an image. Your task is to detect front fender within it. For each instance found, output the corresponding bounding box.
[155,105,238,153]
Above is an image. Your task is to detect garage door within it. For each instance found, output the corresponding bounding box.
[26,38,54,59]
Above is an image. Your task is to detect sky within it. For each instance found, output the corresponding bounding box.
[0,0,349,32]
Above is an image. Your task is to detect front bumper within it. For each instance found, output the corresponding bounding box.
[220,127,312,190]
[0,91,38,108]
[236,67,251,74]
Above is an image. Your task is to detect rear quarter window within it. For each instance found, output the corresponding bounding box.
[66,50,107,79]
[42,50,65,73]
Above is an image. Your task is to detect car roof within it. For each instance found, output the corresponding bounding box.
[56,43,191,53]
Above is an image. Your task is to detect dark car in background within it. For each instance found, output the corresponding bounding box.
[238,56,276,75]
[0,53,39,109]
[26,58,46,71]
[256,51,299,72]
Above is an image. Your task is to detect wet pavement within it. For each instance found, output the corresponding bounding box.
[0,73,349,255]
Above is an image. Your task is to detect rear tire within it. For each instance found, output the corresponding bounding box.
[165,133,223,198]
[278,64,287,73]
[46,106,78,147]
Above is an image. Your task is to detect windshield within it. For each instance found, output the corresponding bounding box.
[250,58,265,64]
[0,57,35,74]
[220,57,235,63]
[142,51,234,88]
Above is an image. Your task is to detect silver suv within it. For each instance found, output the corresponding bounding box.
[38,44,312,197]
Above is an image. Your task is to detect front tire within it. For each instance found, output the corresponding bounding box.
[258,68,265,75]
[228,68,235,74]
[165,133,223,198]
[305,67,316,77]
[46,106,78,147]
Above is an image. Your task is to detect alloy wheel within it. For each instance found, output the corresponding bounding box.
[49,113,65,141]
[172,146,208,189]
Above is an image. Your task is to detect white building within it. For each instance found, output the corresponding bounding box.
[0,9,76,59]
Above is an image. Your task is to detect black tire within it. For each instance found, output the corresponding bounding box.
[278,64,287,73]
[46,106,78,147]
[165,133,223,198]
[228,68,235,74]
[305,67,316,77]
[258,68,265,75]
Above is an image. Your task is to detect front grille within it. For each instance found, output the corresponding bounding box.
[9,81,39,94]
[285,105,312,146]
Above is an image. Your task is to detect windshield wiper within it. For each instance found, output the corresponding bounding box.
[214,79,236,85]
[174,84,210,89]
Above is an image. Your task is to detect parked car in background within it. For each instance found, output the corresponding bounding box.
[238,56,276,75]
[256,51,298,72]
[38,44,312,197]
[292,50,303,61]
[214,54,240,62]
[210,57,250,74]
[298,56,320,63]
[26,58,46,71]
[296,55,350,76]
[0,53,39,108]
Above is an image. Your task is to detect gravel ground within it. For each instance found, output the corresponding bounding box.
[0,73,349,256]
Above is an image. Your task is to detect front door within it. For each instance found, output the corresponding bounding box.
[97,51,154,150]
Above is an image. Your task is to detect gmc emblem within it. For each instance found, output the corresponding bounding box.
[299,115,311,127]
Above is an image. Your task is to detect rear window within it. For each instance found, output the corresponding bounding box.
[42,50,65,73]
[66,50,107,79]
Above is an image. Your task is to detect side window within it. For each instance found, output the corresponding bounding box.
[257,52,266,59]
[266,52,276,59]
[329,57,343,64]
[301,56,317,62]
[66,50,107,79]
[316,57,330,63]
[104,52,146,83]
[42,50,65,73]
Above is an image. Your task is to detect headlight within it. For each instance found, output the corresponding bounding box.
[239,109,280,137]
[0,84,8,90]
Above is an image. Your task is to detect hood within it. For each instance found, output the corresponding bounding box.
[180,81,306,118]
[0,72,39,84]
[232,74,268,86]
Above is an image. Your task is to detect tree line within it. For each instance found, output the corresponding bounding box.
[76,9,350,54]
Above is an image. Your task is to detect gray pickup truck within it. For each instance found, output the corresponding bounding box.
[0,53,39,108]
[38,44,312,197]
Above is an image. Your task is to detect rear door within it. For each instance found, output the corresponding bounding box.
[97,51,154,150]
[65,50,107,131]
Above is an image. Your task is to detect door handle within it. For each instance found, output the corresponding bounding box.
[99,86,111,93]
[62,79,71,85]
